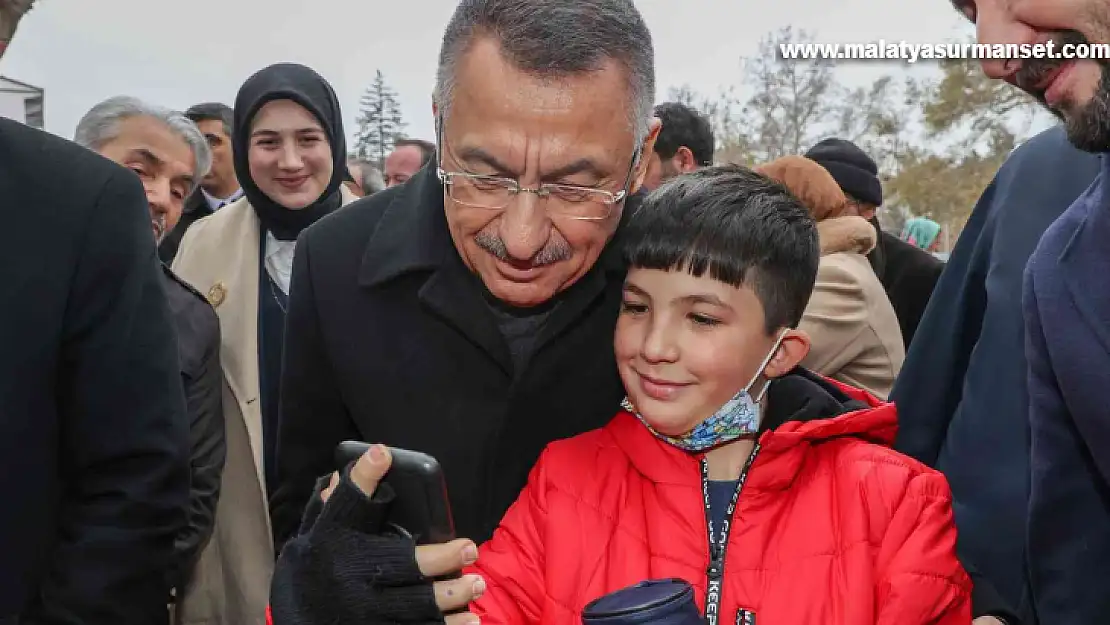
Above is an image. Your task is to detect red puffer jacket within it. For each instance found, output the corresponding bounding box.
[468,372,971,624]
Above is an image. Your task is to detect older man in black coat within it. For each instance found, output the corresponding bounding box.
[0,115,189,622]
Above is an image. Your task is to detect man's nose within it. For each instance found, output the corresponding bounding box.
[976,2,1037,79]
[145,178,171,216]
[498,192,552,260]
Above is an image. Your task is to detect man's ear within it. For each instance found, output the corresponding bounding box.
[629,117,663,194]
[763,328,810,379]
[675,146,698,173]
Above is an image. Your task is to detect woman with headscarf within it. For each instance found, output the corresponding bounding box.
[902,216,943,252]
[757,155,904,398]
[171,62,358,625]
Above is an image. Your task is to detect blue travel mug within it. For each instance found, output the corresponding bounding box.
[581,578,703,624]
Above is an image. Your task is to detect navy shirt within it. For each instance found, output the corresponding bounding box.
[708,480,738,543]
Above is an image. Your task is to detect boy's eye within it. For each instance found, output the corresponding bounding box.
[689,313,720,326]
[620,301,648,314]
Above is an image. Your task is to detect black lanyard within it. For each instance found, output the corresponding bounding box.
[701,443,761,625]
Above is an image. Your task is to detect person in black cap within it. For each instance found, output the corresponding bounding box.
[804,138,943,347]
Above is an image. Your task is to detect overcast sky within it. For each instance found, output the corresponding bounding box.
[1,0,978,144]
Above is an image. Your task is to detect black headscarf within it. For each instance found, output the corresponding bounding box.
[233,63,347,240]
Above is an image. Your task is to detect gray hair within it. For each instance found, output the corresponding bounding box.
[75,96,212,193]
[347,158,386,194]
[433,0,655,141]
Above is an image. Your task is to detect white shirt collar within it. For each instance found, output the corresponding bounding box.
[264,232,296,295]
[201,187,243,211]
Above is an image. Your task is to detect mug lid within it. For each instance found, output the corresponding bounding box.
[582,578,695,617]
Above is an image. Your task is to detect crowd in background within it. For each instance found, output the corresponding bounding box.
[3,0,1110,624]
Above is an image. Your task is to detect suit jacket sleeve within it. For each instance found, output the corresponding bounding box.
[270,232,360,550]
[891,178,996,466]
[1023,256,1110,624]
[171,316,226,591]
[26,169,190,624]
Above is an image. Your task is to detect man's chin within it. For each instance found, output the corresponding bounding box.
[482,277,559,308]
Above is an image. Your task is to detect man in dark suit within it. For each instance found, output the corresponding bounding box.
[0,112,189,623]
[158,102,241,264]
[893,125,1099,624]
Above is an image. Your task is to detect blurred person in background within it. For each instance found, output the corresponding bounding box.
[345,157,386,196]
[74,96,226,614]
[641,101,714,190]
[757,155,904,399]
[159,103,241,264]
[0,8,189,622]
[902,216,942,253]
[171,62,357,625]
[805,138,944,347]
[383,137,435,186]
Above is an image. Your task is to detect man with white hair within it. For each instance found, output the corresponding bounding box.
[0,11,190,623]
[76,96,227,612]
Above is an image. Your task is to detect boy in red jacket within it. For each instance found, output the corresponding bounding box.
[464,165,971,623]
[269,165,971,625]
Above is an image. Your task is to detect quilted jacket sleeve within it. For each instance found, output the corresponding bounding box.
[468,449,552,624]
[874,470,973,624]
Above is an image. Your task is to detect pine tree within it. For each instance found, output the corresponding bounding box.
[353,70,407,167]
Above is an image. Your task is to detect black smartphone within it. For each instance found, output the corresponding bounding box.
[334,441,456,545]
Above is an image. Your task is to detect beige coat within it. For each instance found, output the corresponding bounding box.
[170,188,356,625]
[799,216,905,399]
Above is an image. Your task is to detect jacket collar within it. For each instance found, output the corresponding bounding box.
[182,188,210,217]
[817,215,877,256]
[609,369,895,491]
[358,164,632,287]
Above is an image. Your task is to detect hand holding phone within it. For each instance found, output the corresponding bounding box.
[312,443,484,619]
[334,441,456,545]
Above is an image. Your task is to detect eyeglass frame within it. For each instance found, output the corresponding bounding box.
[433,113,642,221]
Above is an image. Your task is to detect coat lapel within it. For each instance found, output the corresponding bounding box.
[208,201,266,481]
[1061,166,1110,357]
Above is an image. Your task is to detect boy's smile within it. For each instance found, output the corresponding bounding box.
[615,267,793,436]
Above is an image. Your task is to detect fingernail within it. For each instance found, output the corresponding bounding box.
[464,617,480,625]
[462,543,478,564]
[369,444,386,463]
[472,577,486,597]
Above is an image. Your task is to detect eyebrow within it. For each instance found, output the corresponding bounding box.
[127,148,194,189]
[129,148,163,168]
[624,282,731,308]
[455,145,608,182]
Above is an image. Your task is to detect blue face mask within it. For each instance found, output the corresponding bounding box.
[623,330,789,452]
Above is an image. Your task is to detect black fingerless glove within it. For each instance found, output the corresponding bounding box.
[270,464,443,624]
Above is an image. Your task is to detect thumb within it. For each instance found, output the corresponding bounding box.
[349,444,392,497]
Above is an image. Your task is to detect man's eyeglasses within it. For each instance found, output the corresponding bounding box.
[435,168,629,220]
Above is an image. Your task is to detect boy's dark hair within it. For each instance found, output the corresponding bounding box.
[624,164,819,333]
[652,101,715,166]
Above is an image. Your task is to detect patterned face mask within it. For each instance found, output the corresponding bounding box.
[623,330,789,452]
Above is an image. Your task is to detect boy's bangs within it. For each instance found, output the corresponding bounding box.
[624,226,752,289]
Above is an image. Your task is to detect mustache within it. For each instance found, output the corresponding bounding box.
[474,231,571,266]
[1015,30,1092,95]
